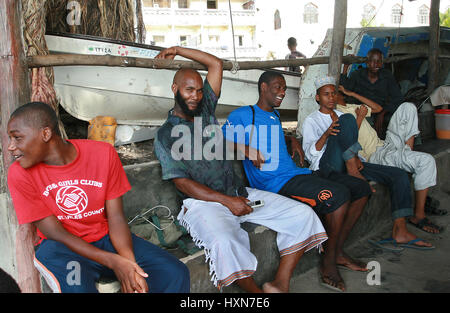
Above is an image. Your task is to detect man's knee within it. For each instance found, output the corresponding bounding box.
[338,113,357,126]
[316,184,351,215]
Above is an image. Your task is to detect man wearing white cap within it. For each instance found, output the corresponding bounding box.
[302,76,434,252]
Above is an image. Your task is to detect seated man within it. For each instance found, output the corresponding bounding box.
[337,86,441,234]
[154,47,327,293]
[223,71,372,292]
[7,102,190,293]
[341,48,404,139]
[302,76,434,251]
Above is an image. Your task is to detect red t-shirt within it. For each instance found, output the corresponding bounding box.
[7,139,131,243]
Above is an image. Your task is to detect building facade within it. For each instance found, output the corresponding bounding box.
[142,0,258,60]
[143,0,450,61]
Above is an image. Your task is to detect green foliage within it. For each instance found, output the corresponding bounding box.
[440,9,450,27]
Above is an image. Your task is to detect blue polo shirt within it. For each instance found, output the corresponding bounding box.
[222,105,311,193]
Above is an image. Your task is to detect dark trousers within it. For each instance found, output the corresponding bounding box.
[319,114,362,177]
[35,234,190,293]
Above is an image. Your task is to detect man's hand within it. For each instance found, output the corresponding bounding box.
[155,46,177,60]
[247,146,265,169]
[223,196,253,216]
[355,104,368,119]
[325,119,340,137]
[110,254,149,293]
[289,136,305,167]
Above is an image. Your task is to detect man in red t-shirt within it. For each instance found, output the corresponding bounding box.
[7,102,189,293]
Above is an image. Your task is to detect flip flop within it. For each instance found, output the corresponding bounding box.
[368,238,404,252]
[425,196,447,216]
[408,217,443,234]
[396,238,435,250]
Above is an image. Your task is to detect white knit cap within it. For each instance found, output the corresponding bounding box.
[314,76,336,90]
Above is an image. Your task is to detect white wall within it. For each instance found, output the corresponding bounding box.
[255,0,450,60]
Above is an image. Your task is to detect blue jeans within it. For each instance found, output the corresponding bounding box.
[318,113,413,220]
[319,114,362,177]
[35,234,190,293]
[360,162,413,220]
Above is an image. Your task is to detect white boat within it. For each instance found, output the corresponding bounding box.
[45,33,301,128]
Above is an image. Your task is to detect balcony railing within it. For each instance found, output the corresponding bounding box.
[143,7,255,26]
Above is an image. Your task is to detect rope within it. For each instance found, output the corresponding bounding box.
[227,0,240,74]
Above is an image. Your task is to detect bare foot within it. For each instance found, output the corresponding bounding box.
[262,282,285,293]
[408,216,441,234]
[319,266,345,292]
[346,157,367,181]
[336,254,368,272]
[393,230,433,247]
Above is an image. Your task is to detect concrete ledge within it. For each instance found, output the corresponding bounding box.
[97,139,450,293]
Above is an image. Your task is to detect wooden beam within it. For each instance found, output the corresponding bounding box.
[428,0,440,95]
[328,0,347,85]
[0,0,41,292]
[27,54,370,70]
[27,52,449,71]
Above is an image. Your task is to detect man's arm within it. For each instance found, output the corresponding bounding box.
[33,214,148,293]
[285,135,305,167]
[339,85,382,113]
[156,46,223,97]
[173,177,252,217]
[106,197,148,293]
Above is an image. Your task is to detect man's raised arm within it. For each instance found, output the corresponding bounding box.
[156,46,223,97]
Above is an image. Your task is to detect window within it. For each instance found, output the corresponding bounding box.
[243,1,254,10]
[180,35,190,46]
[418,5,429,25]
[151,0,171,8]
[391,4,402,24]
[303,3,318,24]
[234,35,243,47]
[362,3,376,22]
[209,35,220,43]
[152,35,165,45]
[207,0,217,9]
[178,0,188,9]
[274,10,281,30]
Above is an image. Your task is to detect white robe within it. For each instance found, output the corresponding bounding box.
[177,187,327,290]
[369,102,437,190]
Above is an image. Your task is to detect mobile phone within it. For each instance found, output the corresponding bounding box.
[247,200,265,209]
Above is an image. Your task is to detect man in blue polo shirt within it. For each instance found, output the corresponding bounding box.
[223,71,372,292]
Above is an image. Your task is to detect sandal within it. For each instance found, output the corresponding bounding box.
[425,196,447,216]
[408,217,443,234]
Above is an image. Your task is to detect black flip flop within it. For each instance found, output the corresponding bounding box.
[408,217,443,233]
[425,196,447,216]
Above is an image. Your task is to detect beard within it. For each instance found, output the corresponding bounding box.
[175,91,203,118]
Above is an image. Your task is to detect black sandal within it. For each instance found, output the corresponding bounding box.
[408,217,443,233]
[425,196,447,216]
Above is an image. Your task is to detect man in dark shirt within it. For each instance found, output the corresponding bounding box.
[341,48,404,138]
[285,37,306,73]
[154,46,327,293]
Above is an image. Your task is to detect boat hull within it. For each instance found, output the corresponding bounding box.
[45,34,301,125]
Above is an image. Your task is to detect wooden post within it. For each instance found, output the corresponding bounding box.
[0,0,41,292]
[328,0,347,85]
[428,0,440,96]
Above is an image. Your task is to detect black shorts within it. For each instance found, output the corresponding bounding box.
[278,171,371,215]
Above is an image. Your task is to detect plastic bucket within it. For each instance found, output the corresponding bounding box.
[87,116,117,145]
[435,109,450,139]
